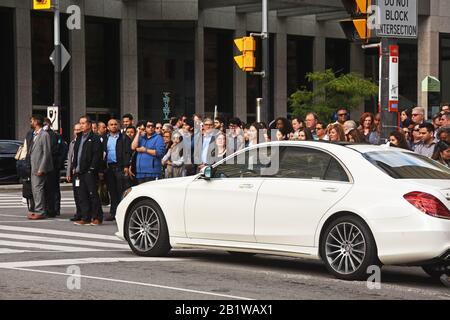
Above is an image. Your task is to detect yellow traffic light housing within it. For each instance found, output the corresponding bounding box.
[234,36,256,72]
[33,0,52,10]
[340,0,372,43]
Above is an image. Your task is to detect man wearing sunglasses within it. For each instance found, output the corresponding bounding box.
[411,107,425,126]
[131,121,166,184]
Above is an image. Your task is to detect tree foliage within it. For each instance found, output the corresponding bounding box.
[289,69,378,122]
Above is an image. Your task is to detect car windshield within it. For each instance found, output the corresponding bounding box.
[363,151,450,180]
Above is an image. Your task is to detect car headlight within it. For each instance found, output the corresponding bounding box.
[122,187,133,200]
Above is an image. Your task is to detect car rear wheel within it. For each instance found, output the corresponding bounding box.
[125,199,170,257]
[321,216,379,281]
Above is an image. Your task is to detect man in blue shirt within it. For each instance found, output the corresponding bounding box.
[103,119,132,222]
[131,121,166,184]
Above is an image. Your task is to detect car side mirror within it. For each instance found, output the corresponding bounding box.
[200,165,213,180]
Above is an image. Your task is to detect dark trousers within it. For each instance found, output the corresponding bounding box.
[77,172,102,222]
[44,169,60,217]
[71,176,82,220]
[105,166,125,217]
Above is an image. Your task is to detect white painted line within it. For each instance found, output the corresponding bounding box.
[0,233,130,249]
[0,225,122,241]
[0,240,109,252]
[0,214,27,217]
[0,220,54,223]
[0,257,185,268]
[0,206,76,209]
[3,266,253,300]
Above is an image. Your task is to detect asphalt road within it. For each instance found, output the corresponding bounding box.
[0,189,449,300]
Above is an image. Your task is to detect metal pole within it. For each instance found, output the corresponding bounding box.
[261,0,269,125]
[379,37,398,143]
[53,0,61,110]
[256,98,262,122]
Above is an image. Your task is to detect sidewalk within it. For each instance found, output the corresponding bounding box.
[0,183,72,192]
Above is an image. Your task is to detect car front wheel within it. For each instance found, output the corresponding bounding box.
[125,199,171,257]
[321,216,379,281]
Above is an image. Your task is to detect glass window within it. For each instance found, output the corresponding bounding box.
[85,18,120,110]
[138,21,195,122]
[364,151,450,179]
[277,147,332,180]
[0,9,14,139]
[287,36,314,96]
[0,142,21,154]
[324,158,350,182]
[326,38,350,76]
[213,147,274,179]
[441,34,450,104]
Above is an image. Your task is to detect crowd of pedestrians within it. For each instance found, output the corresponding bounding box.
[18,104,450,225]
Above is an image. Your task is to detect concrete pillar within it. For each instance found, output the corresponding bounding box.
[350,43,366,119]
[274,19,287,119]
[313,36,326,73]
[417,16,439,118]
[234,13,247,122]
[120,2,138,119]
[15,2,32,140]
[195,12,205,116]
[69,2,86,125]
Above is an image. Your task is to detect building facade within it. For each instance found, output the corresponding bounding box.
[0,0,445,141]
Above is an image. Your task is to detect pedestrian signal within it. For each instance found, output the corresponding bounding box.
[339,0,372,43]
[234,36,256,72]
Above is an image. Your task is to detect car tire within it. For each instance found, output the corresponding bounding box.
[320,215,379,281]
[422,264,450,279]
[124,199,171,257]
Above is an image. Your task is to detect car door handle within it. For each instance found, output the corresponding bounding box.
[322,187,338,193]
[239,184,254,189]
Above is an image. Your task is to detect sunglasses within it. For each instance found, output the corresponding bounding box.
[338,113,347,117]
[155,126,162,129]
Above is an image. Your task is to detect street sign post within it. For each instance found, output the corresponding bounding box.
[376,0,417,38]
[388,45,399,113]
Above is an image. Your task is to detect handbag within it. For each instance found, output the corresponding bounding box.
[15,140,27,160]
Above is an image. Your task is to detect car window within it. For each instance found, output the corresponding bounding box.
[274,147,332,180]
[0,142,20,154]
[364,151,450,179]
[213,146,275,178]
[324,158,350,182]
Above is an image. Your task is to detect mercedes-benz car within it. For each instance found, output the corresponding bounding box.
[115,141,450,281]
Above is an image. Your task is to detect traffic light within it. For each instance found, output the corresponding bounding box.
[340,0,372,43]
[33,0,51,10]
[234,36,256,72]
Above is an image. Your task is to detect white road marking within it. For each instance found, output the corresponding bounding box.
[0,240,127,252]
[0,220,55,223]
[0,233,130,249]
[0,225,122,241]
[0,257,185,268]
[2,266,253,300]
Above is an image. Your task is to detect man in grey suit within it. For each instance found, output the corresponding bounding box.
[27,115,53,220]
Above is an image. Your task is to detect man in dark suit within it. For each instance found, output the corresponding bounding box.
[103,119,132,222]
[71,115,103,226]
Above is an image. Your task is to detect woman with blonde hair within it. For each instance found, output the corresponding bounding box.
[328,124,346,142]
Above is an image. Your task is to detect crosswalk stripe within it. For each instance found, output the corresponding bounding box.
[0,257,185,269]
[0,225,122,241]
[0,233,130,249]
[0,240,114,252]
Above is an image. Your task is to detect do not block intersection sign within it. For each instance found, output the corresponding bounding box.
[377,0,418,39]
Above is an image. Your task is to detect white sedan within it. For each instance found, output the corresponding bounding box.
[116,141,450,281]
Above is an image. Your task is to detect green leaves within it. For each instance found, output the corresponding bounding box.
[289,69,378,121]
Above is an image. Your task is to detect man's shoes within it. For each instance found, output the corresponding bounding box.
[90,219,102,226]
[29,214,47,220]
[105,216,116,222]
[27,212,35,220]
[74,220,91,226]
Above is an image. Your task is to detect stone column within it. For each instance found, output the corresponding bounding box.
[69,1,86,125]
[121,2,138,119]
[417,16,439,118]
[350,43,366,119]
[234,13,247,122]
[274,18,287,119]
[195,11,205,116]
[15,1,32,140]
